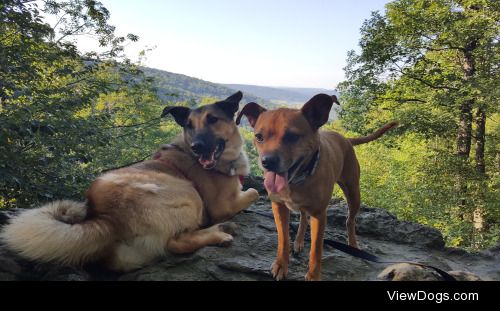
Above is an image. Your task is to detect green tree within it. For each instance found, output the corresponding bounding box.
[338,0,499,248]
[0,0,173,209]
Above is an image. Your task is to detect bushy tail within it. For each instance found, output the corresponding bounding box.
[348,121,399,146]
[0,200,114,266]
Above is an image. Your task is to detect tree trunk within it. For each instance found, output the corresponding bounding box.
[472,107,486,246]
[456,101,472,159]
[459,40,485,247]
[455,41,476,216]
[456,41,476,160]
[475,107,486,174]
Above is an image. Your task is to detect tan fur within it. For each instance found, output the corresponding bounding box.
[238,95,397,281]
[1,101,258,272]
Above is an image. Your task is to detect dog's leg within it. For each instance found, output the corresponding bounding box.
[305,210,326,281]
[166,222,237,254]
[345,183,360,248]
[293,210,308,254]
[210,188,259,223]
[338,180,360,249]
[230,188,259,216]
[271,201,290,281]
[338,146,362,248]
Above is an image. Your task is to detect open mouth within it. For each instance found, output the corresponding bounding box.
[197,140,225,169]
[263,156,304,194]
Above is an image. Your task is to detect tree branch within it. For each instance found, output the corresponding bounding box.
[52,12,69,32]
[405,74,459,91]
[55,22,88,44]
[390,61,460,91]
[105,117,161,129]
[376,96,427,103]
[112,121,160,139]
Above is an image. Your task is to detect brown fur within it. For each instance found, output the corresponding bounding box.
[1,93,258,271]
[237,94,397,281]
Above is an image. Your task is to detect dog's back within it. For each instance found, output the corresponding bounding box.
[1,92,259,272]
[0,147,205,271]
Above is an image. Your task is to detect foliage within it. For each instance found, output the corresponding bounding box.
[337,0,499,249]
[239,127,261,176]
[0,0,176,208]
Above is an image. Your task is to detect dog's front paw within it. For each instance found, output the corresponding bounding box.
[215,232,234,247]
[293,239,305,254]
[271,258,288,281]
[304,270,321,281]
[245,188,259,202]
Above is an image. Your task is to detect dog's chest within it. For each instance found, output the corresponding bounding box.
[269,193,305,212]
[284,201,302,212]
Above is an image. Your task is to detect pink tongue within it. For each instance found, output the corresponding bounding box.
[199,151,216,168]
[264,171,288,194]
[199,158,215,168]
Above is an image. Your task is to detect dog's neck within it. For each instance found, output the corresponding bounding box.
[214,151,250,177]
[288,147,320,185]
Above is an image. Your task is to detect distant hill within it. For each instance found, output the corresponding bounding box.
[223,84,339,107]
[141,67,268,106]
[224,84,340,119]
[141,67,338,119]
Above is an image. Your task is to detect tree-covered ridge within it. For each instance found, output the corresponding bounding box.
[222,84,339,106]
[142,67,270,107]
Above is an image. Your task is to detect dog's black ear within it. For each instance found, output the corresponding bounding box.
[236,102,266,128]
[225,91,243,103]
[301,94,334,131]
[216,91,243,118]
[332,95,340,105]
[161,106,191,127]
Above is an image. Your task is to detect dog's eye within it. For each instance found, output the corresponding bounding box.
[283,132,300,143]
[185,120,193,129]
[207,114,218,124]
[255,133,264,143]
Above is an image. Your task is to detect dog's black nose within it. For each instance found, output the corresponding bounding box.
[191,141,207,155]
[262,155,280,171]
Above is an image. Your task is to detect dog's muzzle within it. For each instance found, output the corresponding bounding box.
[191,139,225,170]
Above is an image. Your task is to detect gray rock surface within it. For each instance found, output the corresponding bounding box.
[0,198,498,281]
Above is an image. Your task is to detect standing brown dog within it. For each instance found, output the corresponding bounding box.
[237,94,397,280]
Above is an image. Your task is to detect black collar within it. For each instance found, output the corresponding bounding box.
[288,148,320,185]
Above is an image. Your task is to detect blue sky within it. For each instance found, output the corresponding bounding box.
[79,0,389,88]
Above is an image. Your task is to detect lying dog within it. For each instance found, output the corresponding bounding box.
[237,94,397,280]
[1,91,259,272]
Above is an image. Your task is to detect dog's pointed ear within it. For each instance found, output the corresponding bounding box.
[161,106,191,127]
[216,91,243,118]
[225,91,243,103]
[331,95,340,105]
[236,102,266,128]
[301,94,334,131]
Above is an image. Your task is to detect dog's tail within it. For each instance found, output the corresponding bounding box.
[0,200,114,266]
[348,121,399,146]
